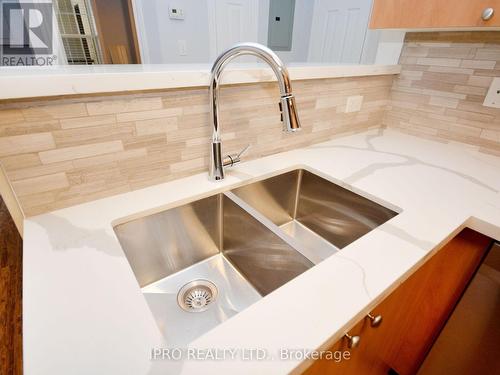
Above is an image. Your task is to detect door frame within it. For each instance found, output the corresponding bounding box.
[126,0,142,63]
[91,0,143,64]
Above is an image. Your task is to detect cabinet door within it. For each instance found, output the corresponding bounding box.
[303,228,492,375]
[370,0,500,28]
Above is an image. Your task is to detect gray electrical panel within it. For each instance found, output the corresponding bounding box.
[267,0,295,51]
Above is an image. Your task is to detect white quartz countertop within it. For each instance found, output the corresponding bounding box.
[23,129,500,375]
[0,64,400,100]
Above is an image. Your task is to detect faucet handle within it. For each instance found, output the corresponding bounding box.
[223,144,250,168]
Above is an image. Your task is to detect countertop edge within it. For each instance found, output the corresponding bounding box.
[0,64,401,100]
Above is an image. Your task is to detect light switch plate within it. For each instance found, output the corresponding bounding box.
[178,40,187,56]
[483,77,500,109]
[346,95,363,113]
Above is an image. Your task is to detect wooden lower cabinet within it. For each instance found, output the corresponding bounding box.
[305,228,492,375]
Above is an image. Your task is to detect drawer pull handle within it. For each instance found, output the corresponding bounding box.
[367,312,383,328]
[482,8,494,21]
[344,332,361,348]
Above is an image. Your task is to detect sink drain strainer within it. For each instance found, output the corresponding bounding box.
[177,279,218,312]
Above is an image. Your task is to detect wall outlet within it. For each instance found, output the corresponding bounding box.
[346,95,363,113]
[178,40,187,56]
[483,77,500,109]
[168,6,185,20]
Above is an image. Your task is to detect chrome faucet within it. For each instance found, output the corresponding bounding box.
[208,42,301,181]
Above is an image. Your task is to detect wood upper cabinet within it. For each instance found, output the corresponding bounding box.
[304,228,492,375]
[370,0,500,29]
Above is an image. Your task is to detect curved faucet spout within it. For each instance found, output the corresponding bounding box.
[209,42,301,181]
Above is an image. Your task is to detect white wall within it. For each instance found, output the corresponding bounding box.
[133,0,211,64]
[374,30,406,65]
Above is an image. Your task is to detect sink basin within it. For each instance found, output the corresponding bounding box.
[232,169,398,262]
[114,193,312,345]
[113,168,397,345]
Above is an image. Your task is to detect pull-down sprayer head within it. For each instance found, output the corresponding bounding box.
[280,94,301,133]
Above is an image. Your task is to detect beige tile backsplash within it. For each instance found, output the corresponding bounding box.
[384,32,500,153]
[0,75,392,216]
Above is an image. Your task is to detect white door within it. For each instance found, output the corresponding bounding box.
[208,0,259,57]
[308,0,372,63]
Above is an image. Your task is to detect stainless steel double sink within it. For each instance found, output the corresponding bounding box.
[114,169,397,346]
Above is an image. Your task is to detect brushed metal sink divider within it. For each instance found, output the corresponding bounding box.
[223,191,329,265]
[219,194,313,296]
